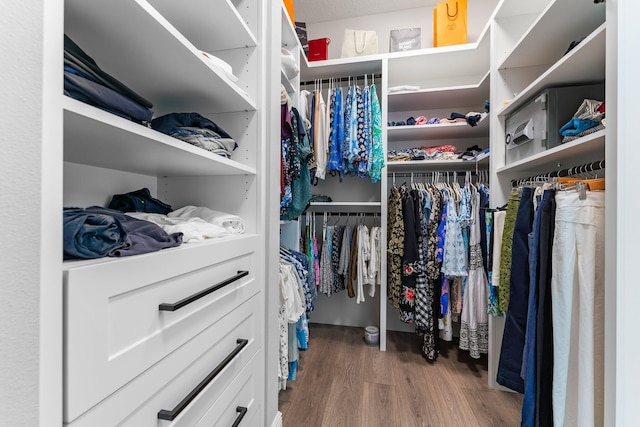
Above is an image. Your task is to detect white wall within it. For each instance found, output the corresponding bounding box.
[0,0,63,425]
[302,0,498,60]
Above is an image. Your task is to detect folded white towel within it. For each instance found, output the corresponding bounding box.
[169,206,246,234]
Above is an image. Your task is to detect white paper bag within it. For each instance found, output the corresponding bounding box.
[341,29,378,58]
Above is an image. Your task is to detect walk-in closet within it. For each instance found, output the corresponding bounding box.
[2,0,640,426]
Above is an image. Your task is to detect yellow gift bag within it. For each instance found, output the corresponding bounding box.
[283,0,295,26]
[433,0,467,47]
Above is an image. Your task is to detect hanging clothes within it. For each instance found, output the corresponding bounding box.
[387,184,405,309]
[497,187,534,393]
[327,85,344,175]
[459,190,489,359]
[551,190,605,427]
[313,89,328,180]
[368,84,384,183]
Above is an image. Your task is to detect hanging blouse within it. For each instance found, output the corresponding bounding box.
[357,85,370,177]
[318,225,332,296]
[338,225,352,290]
[330,225,345,295]
[369,225,382,290]
[356,224,372,304]
[314,89,328,180]
[327,86,344,174]
[387,185,405,308]
[344,85,358,175]
[442,194,468,277]
[368,84,384,183]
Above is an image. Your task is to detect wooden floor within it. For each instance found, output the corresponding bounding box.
[278,324,523,427]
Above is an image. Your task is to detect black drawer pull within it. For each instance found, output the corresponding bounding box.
[158,338,249,421]
[232,406,248,427]
[159,270,249,311]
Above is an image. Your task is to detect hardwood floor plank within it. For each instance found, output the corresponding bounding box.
[362,382,398,427]
[320,327,366,427]
[279,324,523,427]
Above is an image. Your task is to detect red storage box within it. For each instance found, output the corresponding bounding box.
[308,38,330,62]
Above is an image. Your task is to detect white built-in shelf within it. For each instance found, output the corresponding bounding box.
[281,3,300,52]
[496,129,605,176]
[388,72,489,112]
[147,0,256,51]
[387,156,490,172]
[387,115,489,141]
[498,0,605,70]
[281,70,296,94]
[386,30,490,90]
[63,97,257,177]
[62,233,259,271]
[498,23,606,118]
[495,0,549,18]
[306,201,381,213]
[300,55,383,82]
[64,0,255,115]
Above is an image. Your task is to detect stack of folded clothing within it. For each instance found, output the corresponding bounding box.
[388,144,459,161]
[151,112,238,158]
[63,35,153,123]
[63,206,183,260]
[109,189,245,244]
[559,98,606,143]
[388,111,487,127]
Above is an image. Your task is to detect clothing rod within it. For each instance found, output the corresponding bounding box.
[511,159,605,186]
[306,211,379,216]
[387,170,487,177]
[300,74,382,87]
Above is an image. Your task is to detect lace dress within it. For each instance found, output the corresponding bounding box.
[459,191,489,358]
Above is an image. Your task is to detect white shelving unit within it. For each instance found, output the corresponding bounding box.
[291,7,495,352]
[489,0,607,398]
[60,0,275,425]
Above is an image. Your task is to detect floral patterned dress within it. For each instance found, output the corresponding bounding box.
[387,184,405,308]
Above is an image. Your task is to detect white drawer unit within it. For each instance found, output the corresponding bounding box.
[63,235,261,422]
[195,351,263,427]
[65,293,263,426]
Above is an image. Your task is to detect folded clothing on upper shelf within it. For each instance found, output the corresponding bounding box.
[169,205,246,235]
[63,206,183,260]
[63,34,154,123]
[108,187,173,214]
[559,98,605,143]
[151,112,238,158]
[388,112,487,127]
[126,206,247,243]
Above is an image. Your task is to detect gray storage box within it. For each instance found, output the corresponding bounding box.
[505,83,604,165]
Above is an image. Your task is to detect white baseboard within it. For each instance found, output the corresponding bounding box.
[270,411,283,427]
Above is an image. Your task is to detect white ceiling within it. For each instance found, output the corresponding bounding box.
[293,0,433,24]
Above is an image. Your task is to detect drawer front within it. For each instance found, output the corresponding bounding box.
[65,294,264,427]
[64,236,262,422]
[195,357,263,427]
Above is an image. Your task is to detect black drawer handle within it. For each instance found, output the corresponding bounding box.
[159,270,249,311]
[232,406,248,427]
[158,338,249,421]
